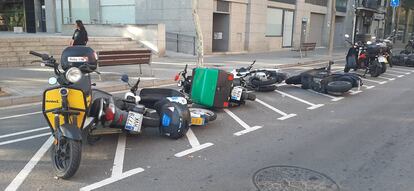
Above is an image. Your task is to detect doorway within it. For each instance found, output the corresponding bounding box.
[212,13,230,52]
[310,13,325,46]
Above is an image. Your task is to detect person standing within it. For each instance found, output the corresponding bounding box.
[70,20,88,46]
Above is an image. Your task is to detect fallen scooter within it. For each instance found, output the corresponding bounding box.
[31,46,191,179]
[285,61,363,95]
[176,65,256,108]
[231,60,288,92]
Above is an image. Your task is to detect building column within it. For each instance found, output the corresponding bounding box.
[45,0,57,33]
[89,0,100,24]
[293,0,306,48]
[244,0,267,52]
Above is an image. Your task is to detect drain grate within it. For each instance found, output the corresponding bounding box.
[253,166,340,191]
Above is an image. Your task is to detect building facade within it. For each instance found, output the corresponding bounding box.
[6,0,389,54]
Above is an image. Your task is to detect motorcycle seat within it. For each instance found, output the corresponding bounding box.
[139,88,185,108]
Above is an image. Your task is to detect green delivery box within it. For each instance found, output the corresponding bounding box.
[190,68,233,108]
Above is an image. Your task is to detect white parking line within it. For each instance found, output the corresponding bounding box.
[0,111,42,121]
[390,67,414,72]
[362,85,375,89]
[0,132,51,146]
[5,136,54,191]
[0,127,49,139]
[349,90,363,95]
[175,128,214,157]
[80,168,145,191]
[382,73,404,78]
[112,135,127,177]
[362,78,387,84]
[274,90,324,110]
[377,76,395,81]
[387,69,410,75]
[255,99,297,120]
[81,134,145,191]
[307,89,344,101]
[224,109,262,136]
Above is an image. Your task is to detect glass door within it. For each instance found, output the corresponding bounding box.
[282,10,294,47]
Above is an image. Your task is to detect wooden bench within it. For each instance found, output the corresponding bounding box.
[292,42,317,58]
[97,49,153,76]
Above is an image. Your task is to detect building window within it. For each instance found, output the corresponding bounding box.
[305,0,328,7]
[268,0,296,5]
[266,8,283,36]
[100,0,135,24]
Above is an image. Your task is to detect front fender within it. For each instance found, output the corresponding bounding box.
[60,124,82,141]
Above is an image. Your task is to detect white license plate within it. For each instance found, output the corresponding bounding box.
[231,87,243,101]
[68,56,88,62]
[378,56,387,63]
[125,112,143,133]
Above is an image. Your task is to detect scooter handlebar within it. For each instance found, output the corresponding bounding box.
[29,51,50,61]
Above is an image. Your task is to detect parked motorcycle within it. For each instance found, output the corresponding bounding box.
[344,34,387,77]
[286,61,363,95]
[30,46,191,179]
[231,60,288,92]
[175,65,256,108]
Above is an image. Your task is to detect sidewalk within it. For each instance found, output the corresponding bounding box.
[0,47,347,107]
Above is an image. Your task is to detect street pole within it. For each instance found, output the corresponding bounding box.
[391,6,396,35]
[328,0,336,57]
[192,0,204,67]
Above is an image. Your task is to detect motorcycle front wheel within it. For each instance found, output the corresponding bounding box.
[369,60,382,77]
[189,108,217,123]
[51,138,82,179]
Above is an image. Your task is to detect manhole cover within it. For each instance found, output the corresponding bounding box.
[253,166,340,191]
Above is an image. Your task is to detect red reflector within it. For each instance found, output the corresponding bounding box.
[105,108,114,121]
[359,54,366,59]
[174,74,180,81]
[223,102,229,107]
[228,74,234,81]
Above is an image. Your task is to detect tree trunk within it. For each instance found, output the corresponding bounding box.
[192,0,204,67]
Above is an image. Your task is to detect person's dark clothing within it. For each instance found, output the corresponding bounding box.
[72,29,88,45]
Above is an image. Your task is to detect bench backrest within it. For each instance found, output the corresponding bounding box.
[98,50,152,66]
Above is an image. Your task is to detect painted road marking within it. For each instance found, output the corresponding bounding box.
[307,89,344,101]
[112,134,127,177]
[387,69,410,75]
[5,136,54,191]
[362,78,387,84]
[362,85,375,89]
[377,76,395,81]
[274,90,324,110]
[80,168,145,191]
[175,128,214,157]
[382,73,404,78]
[81,134,145,191]
[390,67,414,72]
[224,109,262,136]
[0,111,42,121]
[255,99,297,120]
[0,132,51,146]
[0,127,49,139]
[349,90,363,95]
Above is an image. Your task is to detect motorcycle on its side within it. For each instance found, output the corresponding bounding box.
[231,60,288,92]
[30,46,191,179]
[175,65,256,108]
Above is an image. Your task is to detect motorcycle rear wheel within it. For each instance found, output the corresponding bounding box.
[51,138,82,179]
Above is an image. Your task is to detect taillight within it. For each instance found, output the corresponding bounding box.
[104,103,115,121]
[223,102,229,107]
[228,74,234,81]
[174,73,180,81]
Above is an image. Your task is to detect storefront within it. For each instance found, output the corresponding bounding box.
[0,0,45,33]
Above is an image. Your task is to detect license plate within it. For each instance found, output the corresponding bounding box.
[125,112,143,133]
[231,87,243,101]
[68,57,88,62]
[191,117,204,126]
[378,56,387,63]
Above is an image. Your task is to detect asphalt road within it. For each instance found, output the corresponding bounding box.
[1,62,414,191]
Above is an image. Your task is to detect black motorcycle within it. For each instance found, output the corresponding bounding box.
[231,60,288,92]
[286,61,363,95]
[344,35,388,77]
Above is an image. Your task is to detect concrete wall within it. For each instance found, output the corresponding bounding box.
[229,1,248,52]
[45,0,57,33]
[62,24,166,56]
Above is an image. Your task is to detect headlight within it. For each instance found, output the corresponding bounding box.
[65,67,82,83]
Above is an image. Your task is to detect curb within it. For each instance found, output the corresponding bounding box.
[0,79,176,108]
